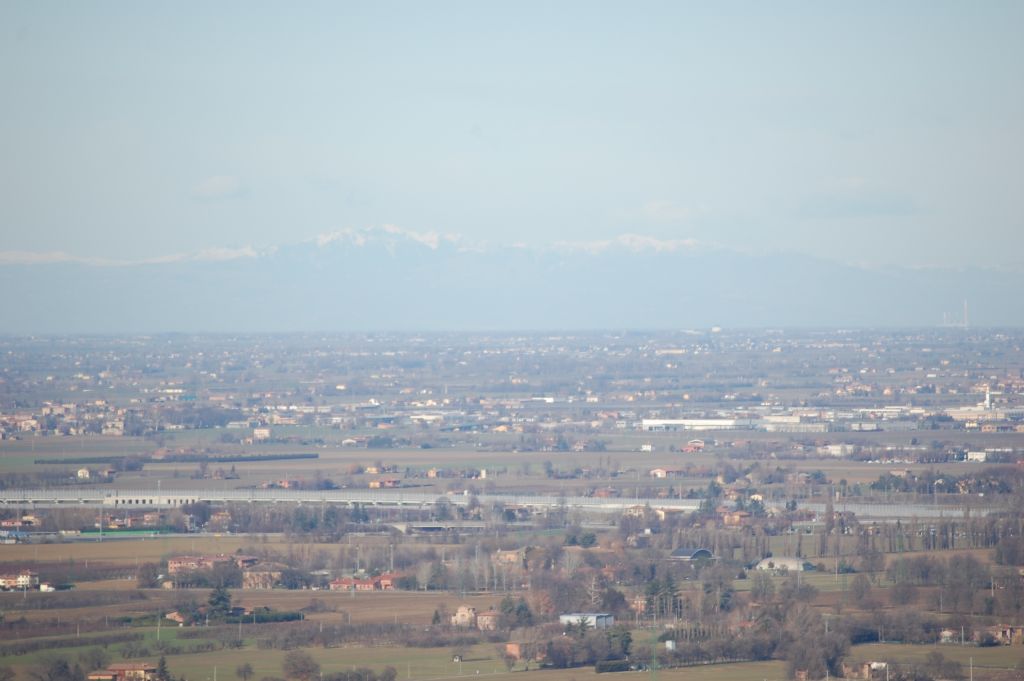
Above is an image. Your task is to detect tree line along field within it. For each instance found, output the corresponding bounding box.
[2,527,1024,681]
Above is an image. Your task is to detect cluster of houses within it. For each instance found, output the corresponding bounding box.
[163,553,405,592]
[83,508,233,533]
[1,514,40,529]
[6,334,1024,455]
[0,400,129,439]
[165,553,285,589]
[450,605,500,630]
[502,613,616,663]
[623,502,755,529]
[367,478,402,489]
[95,511,166,530]
[0,569,41,591]
[938,624,1024,646]
[259,471,406,490]
[87,663,157,681]
[450,605,614,635]
[327,573,398,591]
[167,554,259,575]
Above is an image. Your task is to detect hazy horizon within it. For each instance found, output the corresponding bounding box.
[1,228,1019,333]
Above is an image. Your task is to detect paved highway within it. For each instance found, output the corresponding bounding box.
[0,487,702,514]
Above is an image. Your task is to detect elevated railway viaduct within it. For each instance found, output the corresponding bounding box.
[0,488,997,520]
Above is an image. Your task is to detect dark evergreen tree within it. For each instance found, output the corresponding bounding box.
[156,656,171,681]
[208,585,232,620]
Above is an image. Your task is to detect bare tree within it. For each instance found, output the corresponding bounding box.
[560,551,582,577]
[282,651,319,681]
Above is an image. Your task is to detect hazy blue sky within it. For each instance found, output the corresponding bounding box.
[1,2,1022,268]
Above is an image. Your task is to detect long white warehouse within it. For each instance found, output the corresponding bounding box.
[641,418,755,431]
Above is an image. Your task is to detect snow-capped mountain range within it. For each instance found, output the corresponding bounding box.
[1,228,1018,332]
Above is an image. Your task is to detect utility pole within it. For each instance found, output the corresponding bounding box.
[649,625,658,681]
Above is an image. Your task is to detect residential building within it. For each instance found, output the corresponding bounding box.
[167,554,258,575]
[0,570,38,590]
[242,565,285,590]
[451,604,477,628]
[87,663,157,681]
[476,611,499,631]
[328,573,397,592]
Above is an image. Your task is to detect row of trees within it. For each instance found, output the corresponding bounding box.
[270,651,396,681]
[884,553,1024,617]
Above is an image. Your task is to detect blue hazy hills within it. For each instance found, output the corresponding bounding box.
[1,231,1017,333]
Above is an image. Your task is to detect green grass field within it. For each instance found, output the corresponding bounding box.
[144,639,792,681]
[849,642,1024,671]
[4,619,1022,681]
[165,642,491,681]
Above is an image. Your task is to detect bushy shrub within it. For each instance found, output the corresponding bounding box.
[595,660,631,673]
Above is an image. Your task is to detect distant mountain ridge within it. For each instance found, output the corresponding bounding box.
[1,229,1018,332]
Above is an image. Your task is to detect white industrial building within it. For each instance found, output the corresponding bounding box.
[641,418,754,431]
[754,557,808,572]
[559,613,615,629]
